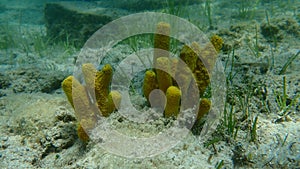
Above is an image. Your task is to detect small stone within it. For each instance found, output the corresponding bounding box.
[2,136,8,141]
[55,107,76,122]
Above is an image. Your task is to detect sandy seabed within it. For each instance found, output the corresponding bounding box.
[0,0,299,168]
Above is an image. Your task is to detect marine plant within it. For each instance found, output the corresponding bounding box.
[162,0,187,17]
[274,76,300,115]
[249,116,258,142]
[235,0,260,20]
[279,50,300,75]
[204,0,213,29]
[223,103,238,138]
[246,25,262,58]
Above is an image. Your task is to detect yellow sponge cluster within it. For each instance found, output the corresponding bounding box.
[210,34,223,53]
[143,22,222,120]
[62,63,121,141]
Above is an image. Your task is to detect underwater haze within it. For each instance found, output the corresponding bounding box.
[0,0,299,168]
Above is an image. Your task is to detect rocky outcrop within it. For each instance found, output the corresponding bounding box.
[44,1,129,47]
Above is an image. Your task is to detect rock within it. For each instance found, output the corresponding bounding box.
[96,0,201,11]
[260,22,283,42]
[40,121,77,158]
[261,17,299,42]
[44,0,202,47]
[0,90,7,97]
[8,67,68,93]
[55,106,77,123]
[0,135,41,168]
[0,73,10,89]
[44,1,129,47]
[40,107,77,158]
[274,17,300,37]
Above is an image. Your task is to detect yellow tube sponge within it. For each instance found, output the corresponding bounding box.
[77,118,97,142]
[153,22,170,68]
[193,66,210,96]
[193,43,211,97]
[82,63,97,89]
[179,45,198,72]
[62,76,75,108]
[185,79,199,110]
[62,76,94,119]
[195,35,221,74]
[170,57,179,86]
[175,59,193,99]
[199,43,217,72]
[77,123,90,142]
[101,90,122,117]
[95,64,113,115]
[72,77,96,120]
[197,98,211,121]
[156,57,172,93]
[210,34,223,53]
[164,86,181,118]
[190,41,211,97]
[191,41,201,56]
[62,63,122,141]
[110,90,122,110]
[143,70,158,102]
[169,57,178,77]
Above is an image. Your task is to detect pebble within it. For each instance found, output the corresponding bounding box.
[2,136,8,141]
